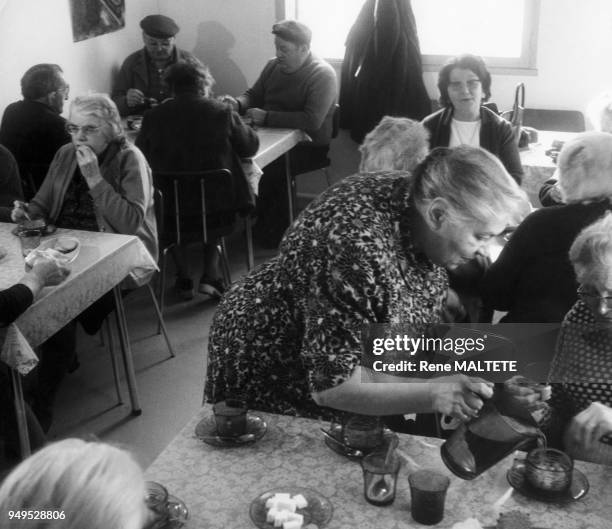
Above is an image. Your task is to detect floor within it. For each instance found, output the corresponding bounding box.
[47,229,278,470]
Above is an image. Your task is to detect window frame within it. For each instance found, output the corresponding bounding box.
[281,0,540,75]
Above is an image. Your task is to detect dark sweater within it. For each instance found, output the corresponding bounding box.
[422,106,524,184]
[0,144,23,221]
[0,284,33,325]
[480,200,612,323]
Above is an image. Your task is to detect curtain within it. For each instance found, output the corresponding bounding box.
[339,0,431,143]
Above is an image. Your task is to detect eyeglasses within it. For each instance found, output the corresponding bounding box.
[65,123,101,136]
[448,79,481,92]
[577,286,612,310]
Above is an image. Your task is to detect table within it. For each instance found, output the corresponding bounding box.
[146,407,612,529]
[0,223,156,456]
[520,131,577,206]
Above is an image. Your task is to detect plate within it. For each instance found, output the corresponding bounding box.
[37,236,80,263]
[194,414,267,447]
[507,460,589,502]
[249,487,333,529]
[323,422,395,460]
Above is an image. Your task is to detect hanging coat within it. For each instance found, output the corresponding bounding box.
[339,0,431,143]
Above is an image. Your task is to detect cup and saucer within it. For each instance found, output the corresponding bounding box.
[144,481,189,529]
[195,400,267,447]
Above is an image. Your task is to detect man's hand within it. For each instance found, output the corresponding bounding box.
[76,145,103,188]
[218,95,239,112]
[429,375,494,421]
[11,200,31,223]
[126,88,145,108]
[246,107,267,126]
[564,402,612,455]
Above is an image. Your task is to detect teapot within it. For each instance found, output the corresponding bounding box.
[441,388,545,480]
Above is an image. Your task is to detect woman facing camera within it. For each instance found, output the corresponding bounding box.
[205,145,527,424]
[0,439,148,529]
[481,132,612,325]
[544,213,612,464]
[10,93,157,432]
[136,60,258,300]
[422,54,523,184]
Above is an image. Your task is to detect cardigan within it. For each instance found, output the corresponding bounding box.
[28,140,158,262]
[422,106,524,184]
[0,144,23,222]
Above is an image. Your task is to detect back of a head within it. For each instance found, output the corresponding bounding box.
[21,64,64,100]
[569,211,612,284]
[558,131,612,203]
[164,59,214,97]
[359,116,429,173]
[0,439,146,529]
[411,145,527,224]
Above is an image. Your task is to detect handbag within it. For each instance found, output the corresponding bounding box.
[501,83,528,148]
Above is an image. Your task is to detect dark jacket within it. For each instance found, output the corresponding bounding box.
[480,200,612,323]
[111,48,198,116]
[0,144,23,222]
[136,94,258,226]
[339,0,431,143]
[422,106,524,184]
[0,100,70,199]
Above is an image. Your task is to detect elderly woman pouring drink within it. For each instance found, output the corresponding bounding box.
[11,93,157,432]
[205,140,529,434]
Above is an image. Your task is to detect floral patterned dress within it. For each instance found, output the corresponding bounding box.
[205,172,448,419]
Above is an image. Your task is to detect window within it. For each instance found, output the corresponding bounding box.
[285,0,539,71]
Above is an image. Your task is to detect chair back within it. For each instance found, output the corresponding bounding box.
[153,169,234,245]
[332,104,340,139]
[523,108,586,132]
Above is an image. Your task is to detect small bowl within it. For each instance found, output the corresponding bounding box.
[525,448,573,495]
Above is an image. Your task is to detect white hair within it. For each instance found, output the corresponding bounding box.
[359,116,429,173]
[586,92,612,133]
[570,212,612,285]
[0,439,147,529]
[558,131,612,203]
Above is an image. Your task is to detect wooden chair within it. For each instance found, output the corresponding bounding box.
[153,169,254,318]
[522,108,586,132]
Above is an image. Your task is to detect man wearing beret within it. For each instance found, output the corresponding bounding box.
[112,14,199,116]
[223,20,337,248]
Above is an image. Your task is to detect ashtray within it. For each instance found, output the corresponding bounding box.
[249,486,333,529]
[194,414,266,447]
[507,460,589,502]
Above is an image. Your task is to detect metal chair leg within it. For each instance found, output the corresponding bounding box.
[219,237,232,286]
[245,215,254,271]
[146,282,176,358]
[157,248,169,335]
[105,318,123,405]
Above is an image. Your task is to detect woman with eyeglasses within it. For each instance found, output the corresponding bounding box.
[10,93,157,432]
[542,213,612,464]
[205,146,527,430]
[482,132,612,326]
[422,54,523,184]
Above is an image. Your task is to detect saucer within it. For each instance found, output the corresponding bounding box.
[323,423,395,460]
[507,461,589,502]
[194,414,267,447]
[249,486,333,529]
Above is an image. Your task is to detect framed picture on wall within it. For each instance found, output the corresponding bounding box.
[69,0,125,42]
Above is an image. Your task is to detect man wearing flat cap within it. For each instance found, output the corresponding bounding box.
[222,19,338,248]
[112,14,199,116]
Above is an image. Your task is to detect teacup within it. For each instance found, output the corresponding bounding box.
[525,448,573,495]
[341,414,384,451]
[213,399,248,437]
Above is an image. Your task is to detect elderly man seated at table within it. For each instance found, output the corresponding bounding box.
[481,131,612,328]
[221,19,337,248]
[0,439,148,529]
[11,93,157,431]
[544,213,612,465]
[0,145,23,222]
[111,15,199,117]
[136,60,258,300]
[0,64,70,200]
[206,145,527,434]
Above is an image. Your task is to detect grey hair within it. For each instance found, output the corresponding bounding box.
[70,93,124,141]
[0,439,147,529]
[558,131,612,203]
[586,92,612,133]
[411,145,528,225]
[359,116,430,173]
[569,212,612,285]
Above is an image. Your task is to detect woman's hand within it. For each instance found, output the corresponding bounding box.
[76,145,103,188]
[11,200,30,223]
[246,108,267,126]
[429,375,494,420]
[502,375,551,411]
[564,402,612,457]
[19,256,70,296]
